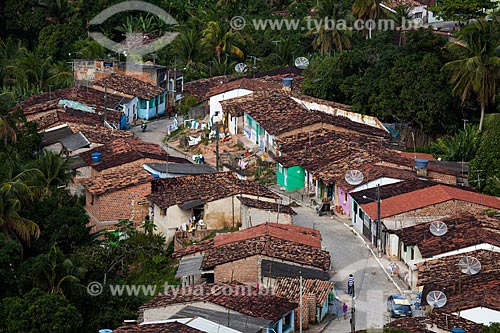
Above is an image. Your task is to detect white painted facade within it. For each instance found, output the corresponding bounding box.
[209,88,253,123]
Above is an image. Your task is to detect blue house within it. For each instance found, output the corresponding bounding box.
[93,73,166,126]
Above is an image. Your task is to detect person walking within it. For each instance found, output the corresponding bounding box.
[342,302,348,319]
[347,274,354,296]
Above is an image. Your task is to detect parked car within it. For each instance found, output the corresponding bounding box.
[387,294,412,318]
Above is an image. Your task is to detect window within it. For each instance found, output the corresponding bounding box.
[344,191,347,203]
[411,247,415,260]
[359,209,364,220]
[414,12,423,19]
[282,311,293,332]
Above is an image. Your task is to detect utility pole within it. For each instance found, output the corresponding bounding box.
[272,40,281,67]
[350,283,356,332]
[376,184,382,258]
[299,272,303,333]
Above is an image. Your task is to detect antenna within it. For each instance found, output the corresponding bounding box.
[458,256,481,275]
[345,170,364,186]
[234,63,247,74]
[294,57,310,69]
[429,221,448,236]
[426,290,447,308]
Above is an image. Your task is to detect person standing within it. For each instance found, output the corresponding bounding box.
[347,274,354,296]
[342,302,348,319]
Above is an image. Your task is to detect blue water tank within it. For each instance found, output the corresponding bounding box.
[152,173,160,178]
[99,330,113,333]
[415,158,428,169]
[91,152,102,163]
[451,329,465,333]
[282,77,294,89]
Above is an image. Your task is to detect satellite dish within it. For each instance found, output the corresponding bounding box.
[294,57,309,69]
[345,170,364,185]
[458,256,481,275]
[234,63,247,73]
[426,290,447,308]
[429,221,448,236]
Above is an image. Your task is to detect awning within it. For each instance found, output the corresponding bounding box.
[179,199,205,210]
[175,254,204,278]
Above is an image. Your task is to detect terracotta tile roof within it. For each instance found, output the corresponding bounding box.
[421,271,500,313]
[13,86,124,115]
[417,250,500,286]
[172,223,329,270]
[237,197,297,215]
[362,185,500,219]
[80,138,190,171]
[386,310,484,333]
[351,179,444,205]
[184,75,229,101]
[139,282,297,321]
[202,236,330,270]
[221,90,387,137]
[274,278,334,306]
[148,172,278,209]
[213,222,322,248]
[67,123,136,144]
[114,322,203,333]
[206,77,276,97]
[80,163,152,195]
[393,214,500,258]
[94,74,165,100]
[399,151,436,161]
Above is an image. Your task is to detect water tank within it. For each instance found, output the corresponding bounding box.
[98,330,113,333]
[282,77,294,90]
[451,329,465,333]
[415,158,428,169]
[152,173,160,178]
[91,152,102,163]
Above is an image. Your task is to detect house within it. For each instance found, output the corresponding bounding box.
[80,163,152,232]
[172,223,331,286]
[390,214,500,289]
[138,282,297,333]
[207,78,275,129]
[221,90,388,155]
[114,321,204,333]
[274,278,334,329]
[385,310,484,333]
[359,185,500,254]
[14,86,126,130]
[79,138,190,178]
[93,73,166,123]
[143,162,216,178]
[73,59,184,98]
[147,172,278,242]
[417,248,500,325]
[238,196,296,227]
[385,0,439,24]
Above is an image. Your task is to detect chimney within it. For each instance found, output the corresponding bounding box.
[281,77,293,92]
[415,158,428,177]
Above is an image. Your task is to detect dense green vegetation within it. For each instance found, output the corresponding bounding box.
[2,0,500,332]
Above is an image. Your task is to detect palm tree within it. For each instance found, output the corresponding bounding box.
[445,19,500,132]
[202,21,246,63]
[352,0,384,39]
[0,168,42,246]
[174,28,204,66]
[29,246,86,295]
[28,151,74,198]
[308,0,353,55]
[141,218,157,235]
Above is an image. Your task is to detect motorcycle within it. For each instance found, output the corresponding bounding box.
[140,122,147,132]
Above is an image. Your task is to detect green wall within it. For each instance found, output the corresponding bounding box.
[277,164,304,191]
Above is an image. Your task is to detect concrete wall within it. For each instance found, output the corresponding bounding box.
[210,88,253,122]
[154,204,192,243]
[142,302,227,323]
[85,182,150,233]
[240,205,293,228]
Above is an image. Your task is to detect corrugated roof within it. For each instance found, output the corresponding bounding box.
[175,254,204,278]
[60,132,90,151]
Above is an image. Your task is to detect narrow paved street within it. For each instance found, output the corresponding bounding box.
[292,205,400,332]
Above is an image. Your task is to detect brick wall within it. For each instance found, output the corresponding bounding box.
[214,255,259,284]
[293,293,311,330]
[391,200,494,222]
[174,230,214,251]
[86,182,151,232]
